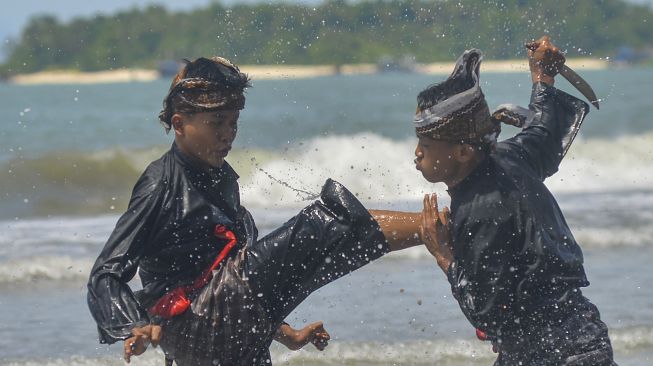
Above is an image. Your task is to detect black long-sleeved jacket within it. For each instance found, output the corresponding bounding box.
[87,143,254,344]
[446,82,591,338]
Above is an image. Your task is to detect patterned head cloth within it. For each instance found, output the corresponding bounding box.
[159,57,251,133]
[414,49,500,145]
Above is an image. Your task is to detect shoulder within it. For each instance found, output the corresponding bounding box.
[494,139,529,166]
[130,150,173,200]
[453,162,521,226]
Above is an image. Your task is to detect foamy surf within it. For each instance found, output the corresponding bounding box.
[0,255,92,284]
[2,325,650,365]
[2,132,652,218]
[0,225,650,286]
[241,132,653,205]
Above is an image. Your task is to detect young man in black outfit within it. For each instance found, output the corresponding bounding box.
[87,57,423,365]
[417,36,617,365]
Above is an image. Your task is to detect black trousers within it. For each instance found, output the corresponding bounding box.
[494,294,617,366]
[161,179,389,366]
[245,178,389,322]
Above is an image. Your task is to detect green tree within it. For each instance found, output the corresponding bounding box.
[2,0,651,74]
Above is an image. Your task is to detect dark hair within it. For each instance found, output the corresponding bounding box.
[169,57,250,92]
[159,57,251,130]
[416,52,479,111]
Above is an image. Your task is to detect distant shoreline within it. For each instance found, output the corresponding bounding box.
[7,58,609,85]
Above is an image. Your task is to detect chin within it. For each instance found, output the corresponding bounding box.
[420,171,433,183]
[208,153,226,167]
[422,173,442,184]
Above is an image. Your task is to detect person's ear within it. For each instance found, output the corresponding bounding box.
[171,114,185,136]
[452,144,476,163]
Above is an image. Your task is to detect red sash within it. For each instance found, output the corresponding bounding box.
[475,328,489,341]
[476,328,499,353]
[149,224,238,319]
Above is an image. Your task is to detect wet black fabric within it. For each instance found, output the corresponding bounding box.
[446,83,615,363]
[159,249,273,366]
[87,143,389,348]
[493,291,616,366]
[87,143,246,343]
[245,178,390,322]
[158,179,389,366]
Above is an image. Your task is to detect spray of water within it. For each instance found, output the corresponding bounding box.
[255,166,320,200]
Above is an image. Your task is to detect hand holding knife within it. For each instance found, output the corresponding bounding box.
[525,36,600,109]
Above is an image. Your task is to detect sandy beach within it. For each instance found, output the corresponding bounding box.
[9,68,160,85]
[7,58,609,85]
[418,58,608,74]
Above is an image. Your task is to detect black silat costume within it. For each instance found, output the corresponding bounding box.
[87,143,389,365]
[446,83,616,365]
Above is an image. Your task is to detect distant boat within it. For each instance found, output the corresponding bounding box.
[377,55,416,73]
[611,46,651,66]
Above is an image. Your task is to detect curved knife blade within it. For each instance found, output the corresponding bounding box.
[559,65,600,109]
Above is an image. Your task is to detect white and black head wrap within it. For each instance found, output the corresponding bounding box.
[414,49,535,147]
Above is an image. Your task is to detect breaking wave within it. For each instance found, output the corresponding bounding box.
[0,255,92,284]
[2,132,653,219]
[0,233,650,286]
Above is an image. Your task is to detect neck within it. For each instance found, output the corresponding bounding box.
[445,154,484,189]
[174,141,218,172]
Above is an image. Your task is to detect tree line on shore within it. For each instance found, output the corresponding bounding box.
[2,0,652,76]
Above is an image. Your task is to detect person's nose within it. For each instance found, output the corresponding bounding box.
[414,147,423,161]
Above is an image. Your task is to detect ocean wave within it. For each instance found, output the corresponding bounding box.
[546,133,653,193]
[3,325,651,365]
[271,338,495,365]
[572,225,653,248]
[272,325,653,364]
[2,132,653,218]
[241,132,653,206]
[2,355,147,366]
[610,325,653,353]
[0,255,92,284]
[0,215,115,247]
[0,219,648,286]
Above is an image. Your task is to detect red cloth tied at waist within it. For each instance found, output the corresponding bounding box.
[476,328,489,341]
[149,224,238,319]
[476,328,499,353]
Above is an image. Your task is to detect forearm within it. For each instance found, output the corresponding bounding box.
[273,323,296,349]
[369,209,421,251]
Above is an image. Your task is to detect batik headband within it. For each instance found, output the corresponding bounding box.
[414,49,500,144]
[159,57,250,132]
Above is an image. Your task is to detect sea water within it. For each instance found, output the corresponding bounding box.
[1,68,652,365]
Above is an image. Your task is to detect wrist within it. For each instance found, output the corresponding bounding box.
[435,255,452,273]
[531,72,554,86]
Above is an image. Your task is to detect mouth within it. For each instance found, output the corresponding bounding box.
[217,146,232,157]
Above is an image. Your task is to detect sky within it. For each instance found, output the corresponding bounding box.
[2,0,652,59]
